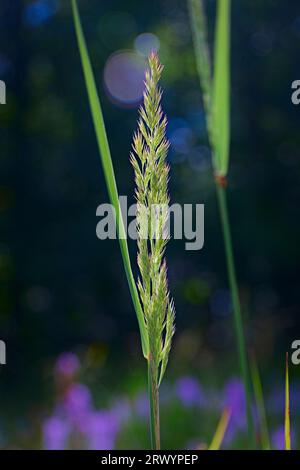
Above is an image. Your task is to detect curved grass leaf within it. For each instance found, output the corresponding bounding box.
[71,0,148,358]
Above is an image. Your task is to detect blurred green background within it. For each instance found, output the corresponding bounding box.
[0,0,300,449]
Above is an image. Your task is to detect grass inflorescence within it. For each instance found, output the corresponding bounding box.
[71,0,174,449]
[130,53,175,448]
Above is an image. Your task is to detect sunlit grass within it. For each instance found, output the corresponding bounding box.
[71,0,175,450]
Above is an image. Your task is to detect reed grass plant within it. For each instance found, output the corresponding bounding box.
[71,0,174,450]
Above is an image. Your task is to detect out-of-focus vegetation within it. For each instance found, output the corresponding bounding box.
[0,0,300,449]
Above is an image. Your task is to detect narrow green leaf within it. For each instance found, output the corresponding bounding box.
[250,357,270,450]
[71,0,148,358]
[213,0,231,177]
[208,407,231,450]
[285,352,291,450]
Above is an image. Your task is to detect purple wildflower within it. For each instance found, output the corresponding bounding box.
[61,383,92,433]
[86,410,120,450]
[63,384,92,414]
[223,378,246,429]
[43,416,70,450]
[271,426,285,450]
[175,376,205,407]
[222,378,247,444]
[271,425,295,450]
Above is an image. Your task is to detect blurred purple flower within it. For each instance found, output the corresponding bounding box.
[175,377,205,407]
[222,378,247,444]
[54,352,80,379]
[271,425,295,450]
[223,378,246,428]
[86,411,120,450]
[43,416,70,450]
[63,384,92,414]
[61,384,92,432]
[271,426,285,450]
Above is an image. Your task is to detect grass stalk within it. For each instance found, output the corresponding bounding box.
[148,358,160,449]
[216,184,255,447]
[285,352,291,450]
[188,0,255,447]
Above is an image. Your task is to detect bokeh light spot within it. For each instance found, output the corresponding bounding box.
[134,33,160,57]
[103,51,146,108]
[24,0,59,27]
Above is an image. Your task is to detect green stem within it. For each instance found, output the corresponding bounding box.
[147,359,160,450]
[216,183,255,449]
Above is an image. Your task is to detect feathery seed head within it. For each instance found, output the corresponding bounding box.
[130,53,175,385]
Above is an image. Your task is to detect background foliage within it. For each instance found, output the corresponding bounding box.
[0,0,300,449]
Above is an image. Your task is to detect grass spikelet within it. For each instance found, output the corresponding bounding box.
[131,52,175,449]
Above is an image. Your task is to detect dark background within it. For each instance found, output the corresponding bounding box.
[0,0,300,445]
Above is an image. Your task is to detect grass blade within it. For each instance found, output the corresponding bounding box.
[213,0,231,177]
[250,356,270,450]
[208,407,231,450]
[71,0,148,358]
[285,352,291,450]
